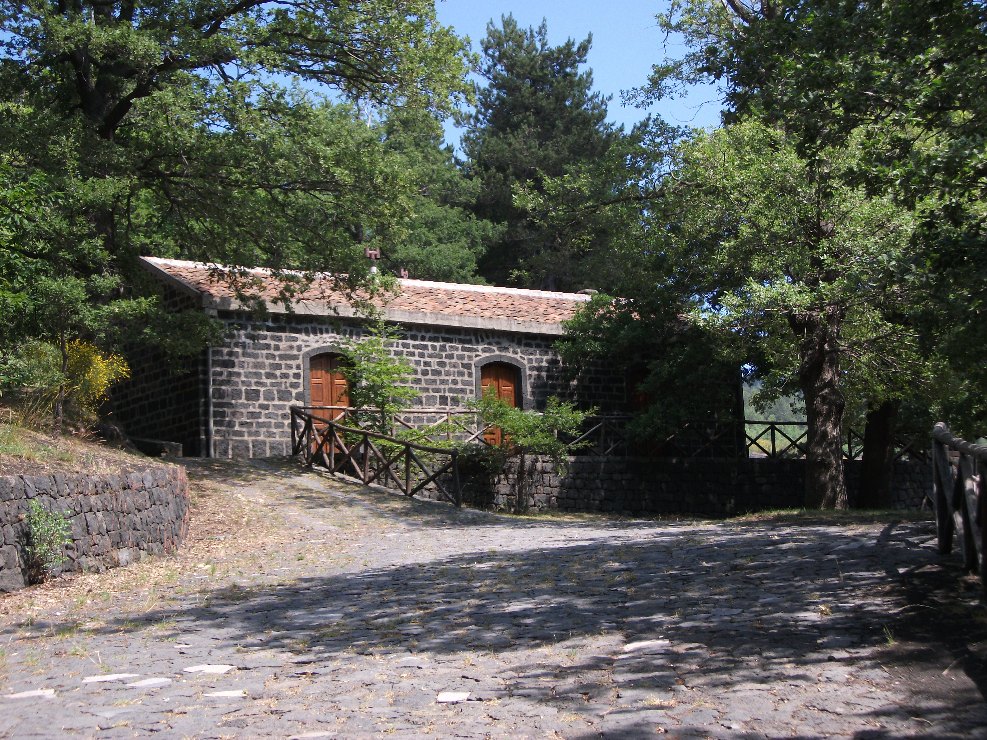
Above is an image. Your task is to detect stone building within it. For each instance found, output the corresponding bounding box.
[113,257,622,458]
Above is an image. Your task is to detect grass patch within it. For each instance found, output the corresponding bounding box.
[0,423,74,464]
[728,507,930,525]
[0,420,152,476]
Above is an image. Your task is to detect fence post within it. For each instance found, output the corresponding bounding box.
[452,448,462,508]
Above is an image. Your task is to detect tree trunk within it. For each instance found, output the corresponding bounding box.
[513,451,528,514]
[857,399,899,509]
[53,330,68,435]
[796,307,847,510]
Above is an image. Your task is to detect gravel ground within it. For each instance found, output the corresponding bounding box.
[1,457,986,739]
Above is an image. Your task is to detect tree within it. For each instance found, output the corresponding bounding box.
[463,15,618,290]
[0,0,470,268]
[378,109,500,283]
[639,0,987,503]
[0,0,471,420]
[341,320,418,436]
[661,121,924,509]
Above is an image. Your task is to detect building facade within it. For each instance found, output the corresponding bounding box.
[113,258,623,457]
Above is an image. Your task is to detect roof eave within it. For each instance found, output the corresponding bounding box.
[206,297,567,336]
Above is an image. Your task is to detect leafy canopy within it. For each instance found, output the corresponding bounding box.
[0,0,473,397]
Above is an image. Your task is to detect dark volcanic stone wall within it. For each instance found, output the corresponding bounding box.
[461,456,929,516]
[111,284,207,456]
[209,313,624,458]
[0,464,190,592]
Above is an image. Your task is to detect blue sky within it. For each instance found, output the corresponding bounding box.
[434,0,724,147]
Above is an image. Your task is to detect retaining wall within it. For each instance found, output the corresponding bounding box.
[460,456,929,516]
[0,465,190,592]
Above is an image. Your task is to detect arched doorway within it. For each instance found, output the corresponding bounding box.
[480,361,521,445]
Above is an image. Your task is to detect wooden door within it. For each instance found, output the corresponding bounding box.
[480,362,520,446]
[309,353,349,458]
[310,353,349,416]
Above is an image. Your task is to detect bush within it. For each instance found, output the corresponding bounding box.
[342,321,418,435]
[468,393,593,512]
[0,339,129,425]
[24,500,71,583]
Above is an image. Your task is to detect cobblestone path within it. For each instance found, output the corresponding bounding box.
[1,458,986,738]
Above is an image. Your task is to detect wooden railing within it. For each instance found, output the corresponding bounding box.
[745,420,928,462]
[932,422,987,594]
[559,415,631,456]
[290,406,462,506]
[291,406,633,456]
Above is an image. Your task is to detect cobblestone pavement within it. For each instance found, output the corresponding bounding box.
[2,458,986,739]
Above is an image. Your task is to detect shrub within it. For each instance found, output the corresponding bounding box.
[0,340,129,425]
[65,340,130,414]
[24,500,72,583]
[342,321,418,435]
[468,392,593,512]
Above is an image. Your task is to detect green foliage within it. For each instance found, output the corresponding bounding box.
[470,392,591,466]
[0,339,129,422]
[378,109,501,283]
[24,500,72,583]
[558,291,743,442]
[642,0,987,433]
[0,0,471,380]
[341,321,419,435]
[671,120,922,397]
[463,15,619,289]
[0,340,61,391]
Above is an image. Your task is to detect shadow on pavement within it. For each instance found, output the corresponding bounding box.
[83,515,987,735]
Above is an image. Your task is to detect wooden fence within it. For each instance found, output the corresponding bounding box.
[290,406,632,456]
[290,406,462,506]
[932,422,987,594]
[290,406,929,462]
[745,421,928,462]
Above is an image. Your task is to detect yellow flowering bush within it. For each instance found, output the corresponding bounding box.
[65,341,130,414]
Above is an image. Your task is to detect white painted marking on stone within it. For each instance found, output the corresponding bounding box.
[93,708,133,719]
[205,690,246,698]
[183,664,236,674]
[82,673,140,683]
[127,678,172,688]
[395,656,429,665]
[4,689,56,699]
[288,733,336,739]
[622,639,672,653]
[436,691,471,703]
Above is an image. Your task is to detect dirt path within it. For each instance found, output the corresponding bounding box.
[1,458,985,738]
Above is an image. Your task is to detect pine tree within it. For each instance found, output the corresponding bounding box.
[463,16,617,290]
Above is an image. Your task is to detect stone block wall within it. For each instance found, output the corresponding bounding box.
[209,312,625,459]
[111,284,207,456]
[0,464,190,592]
[112,350,205,455]
[459,455,929,516]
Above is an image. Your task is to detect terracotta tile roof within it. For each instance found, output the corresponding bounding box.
[141,257,593,335]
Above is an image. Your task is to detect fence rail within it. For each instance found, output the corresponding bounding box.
[290,406,462,506]
[745,420,928,462]
[290,406,634,456]
[291,406,930,470]
[932,422,987,595]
